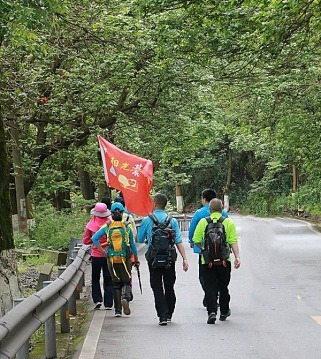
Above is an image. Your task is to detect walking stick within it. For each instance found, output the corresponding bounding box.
[135,264,143,294]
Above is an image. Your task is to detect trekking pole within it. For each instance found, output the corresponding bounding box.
[135,264,143,294]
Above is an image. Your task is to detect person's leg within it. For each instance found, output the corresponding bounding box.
[117,259,132,315]
[163,264,176,320]
[112,282,122,316]
[107,260,122,316]
[91,256,103,308]
[198,255,207,307]
[199,255,205,290]
[148,262,168,324]
[101,257,114,309]
[218,261,231,319]
[203,264,219,323]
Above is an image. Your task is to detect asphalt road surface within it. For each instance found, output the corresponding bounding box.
[75,214,321,359]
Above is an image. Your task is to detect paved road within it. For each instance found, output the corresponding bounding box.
[74,214,321,359]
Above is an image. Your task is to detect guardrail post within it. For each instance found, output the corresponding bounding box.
[58,267,70,333]
[75,245,85,294]
[15,298,29,359]
[43,281,57,359]
[67,258,77,316]
[72,249,82,300]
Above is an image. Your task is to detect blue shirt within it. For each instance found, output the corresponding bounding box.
[188,204,228,254]
[137,209,182,249]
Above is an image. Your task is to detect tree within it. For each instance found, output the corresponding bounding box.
[0,110,22,315]
[0,0,67,314]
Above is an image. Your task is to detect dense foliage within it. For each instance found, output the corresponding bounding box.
[2,0,321,250]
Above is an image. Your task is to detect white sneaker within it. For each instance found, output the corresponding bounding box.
[94,302,102,310]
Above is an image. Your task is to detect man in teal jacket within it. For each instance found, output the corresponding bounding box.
[193,198,240,324]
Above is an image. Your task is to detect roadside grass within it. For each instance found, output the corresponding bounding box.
[17,253,91,359]
[29,297,90,359]
[14,201,91,359]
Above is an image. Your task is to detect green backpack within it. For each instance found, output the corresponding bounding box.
[106,221,130,263]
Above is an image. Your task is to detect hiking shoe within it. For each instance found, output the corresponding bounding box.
[94,302,102,310]
[159,318,167,326]
[207,312,216,324]
[114,311,122,317]
[121,298,131,315]
[219,309,231,321]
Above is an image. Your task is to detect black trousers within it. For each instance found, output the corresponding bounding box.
[91,256,114,308]
[198,254,205,290]
[148,261,176,320]
[203,261,231,315]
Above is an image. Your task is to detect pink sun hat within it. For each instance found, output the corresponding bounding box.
[90,202,111,217]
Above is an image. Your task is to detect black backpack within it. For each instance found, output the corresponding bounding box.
[202,216,230,265]
[145,214,177,269]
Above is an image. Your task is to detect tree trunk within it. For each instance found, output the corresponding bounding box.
[223,150,232,212]
[78,167,95,200]
[10,120,28,236]
[26,194,33,219]
[292,164,298,192]
[175,183,184,213]
[0,115,22,315]
[54,162,72,211]
[55,189,71,211]
[97,182,110,202]
[0,250,22,315]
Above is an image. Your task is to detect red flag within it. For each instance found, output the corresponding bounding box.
[98,136,153,216]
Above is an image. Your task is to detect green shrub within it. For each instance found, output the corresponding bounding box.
[15,203,90,251]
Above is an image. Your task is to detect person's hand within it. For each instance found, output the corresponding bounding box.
[133,255,140,267]
[182,258,188,272]
[98,245,106,257]
[234,257,241,269]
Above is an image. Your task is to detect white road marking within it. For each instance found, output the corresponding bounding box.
[77,309,106,359]
[311,316,321,325]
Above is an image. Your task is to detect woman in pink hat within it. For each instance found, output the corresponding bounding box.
[83,202,114,309]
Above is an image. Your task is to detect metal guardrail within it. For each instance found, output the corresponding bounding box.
[135,213,192,232]
[174,214,192,232]
[0,214,192,359]
[0,244,91,359]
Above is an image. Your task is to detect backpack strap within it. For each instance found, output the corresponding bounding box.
[164,215,172,227]
[148,213,159,226]
[148,214,172,227]
[206,216,226,224]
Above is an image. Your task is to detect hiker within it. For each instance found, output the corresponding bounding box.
[114,196,137,238]
[137,193,188,326]
[82,202,114,310]
[101,196,112,210]
[114,196,137,301]
[92,202,139,317]
[188,188,229,307]
[192,198,240,324]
